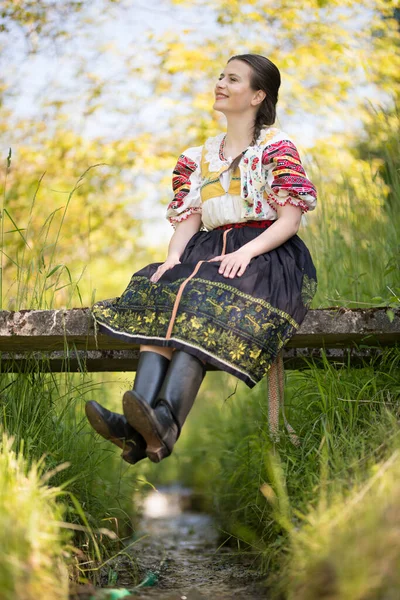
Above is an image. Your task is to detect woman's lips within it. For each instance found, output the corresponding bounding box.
[215,94,228,99]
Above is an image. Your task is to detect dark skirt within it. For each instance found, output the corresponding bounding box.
[92,223,317,388]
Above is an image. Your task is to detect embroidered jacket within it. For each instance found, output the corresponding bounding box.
[166,127,317,230]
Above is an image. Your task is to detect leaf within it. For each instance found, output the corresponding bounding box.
[386,309,395,323]
[46,264,63,278]
[4,209,30,248]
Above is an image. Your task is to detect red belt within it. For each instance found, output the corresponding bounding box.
[214,220,273,231]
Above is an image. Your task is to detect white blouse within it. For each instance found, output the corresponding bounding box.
[166,128,317,231]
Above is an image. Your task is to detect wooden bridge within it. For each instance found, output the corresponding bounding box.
[0,307,399,372]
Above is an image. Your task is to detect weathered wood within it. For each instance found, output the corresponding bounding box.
[0,308,399,372]
[0,347,391,372]
[1,307,399,350]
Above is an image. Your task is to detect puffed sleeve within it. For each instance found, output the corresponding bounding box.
[262,137,317,213]
[166,145,203,227]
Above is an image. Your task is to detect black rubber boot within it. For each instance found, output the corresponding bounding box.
[85,351,170,464]
[122,350,206,463]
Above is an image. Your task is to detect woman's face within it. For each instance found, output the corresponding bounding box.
[213,59,262,115]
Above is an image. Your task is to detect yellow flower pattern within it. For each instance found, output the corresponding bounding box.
[301,274,318,308]
[92,273,311,384]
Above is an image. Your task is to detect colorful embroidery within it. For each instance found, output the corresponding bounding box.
[166,131,317,229]
[239,129,280,219]
[92,275,299,385]
[200,176,221,191]
[263,140,317,204]
[169,154,198,209]
[171,207,202,224]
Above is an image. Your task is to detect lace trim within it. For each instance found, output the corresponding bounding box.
[267,194,310,213]
[204,127,280,172]
[168,207,202,227]
[204,133,228,171]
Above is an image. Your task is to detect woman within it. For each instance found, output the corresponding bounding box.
[86,54,317,464]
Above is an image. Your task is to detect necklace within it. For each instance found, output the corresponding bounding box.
[219,135,228,162]
[220,134,253,162]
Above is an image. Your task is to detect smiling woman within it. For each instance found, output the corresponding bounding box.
[86,53,318,465]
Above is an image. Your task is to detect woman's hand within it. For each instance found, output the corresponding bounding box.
[150,255,181,283]
[209,248,253,278]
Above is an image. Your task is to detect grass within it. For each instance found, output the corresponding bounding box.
[0,362,142,588]
[285,447,400,600]
[0,159,144,592]
[0,431,70,600]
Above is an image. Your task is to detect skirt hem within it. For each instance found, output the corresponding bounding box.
[95,320,258,388]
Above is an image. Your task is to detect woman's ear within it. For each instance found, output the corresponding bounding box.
[252,90,266,106]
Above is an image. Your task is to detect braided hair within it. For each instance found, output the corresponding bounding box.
[226,54,281,172]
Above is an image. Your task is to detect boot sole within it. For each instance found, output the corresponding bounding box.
[85,402,126,451]
[122,391,170,463]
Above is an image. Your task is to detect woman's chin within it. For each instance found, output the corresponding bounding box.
[213,102,226,113]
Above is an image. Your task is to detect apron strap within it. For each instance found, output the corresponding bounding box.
[267,351,300,447]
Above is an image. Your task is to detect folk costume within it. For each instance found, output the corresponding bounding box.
[89,127,317,458]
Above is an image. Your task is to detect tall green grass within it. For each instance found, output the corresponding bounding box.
[0,432,69,600]
[1,159,102,310]
[303,128,400,309]
[0,157,142,590]
[285,446,400,599]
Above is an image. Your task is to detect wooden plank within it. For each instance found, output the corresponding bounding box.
[0,308,399,372]
[0,308,399,351]
[0,346,392,373]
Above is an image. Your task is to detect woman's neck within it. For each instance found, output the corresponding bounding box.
[224,114,256,157]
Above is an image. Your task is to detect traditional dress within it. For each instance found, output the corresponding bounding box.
[92,127,317,390]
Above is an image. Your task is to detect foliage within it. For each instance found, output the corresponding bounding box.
[1,131,163,308]
[0,432,69,600]
[0,1,124,51]
[1,1,399,309]
[285,447,400,599]
[0,365,141,582]
[302,106,400,308]
[156,0,400,149]
[0,3,399,597]
[1,163,142,586]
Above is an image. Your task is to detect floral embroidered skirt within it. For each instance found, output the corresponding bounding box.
[92,224,317,388]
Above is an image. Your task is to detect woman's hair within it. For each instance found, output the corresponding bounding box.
[226,54,281,171]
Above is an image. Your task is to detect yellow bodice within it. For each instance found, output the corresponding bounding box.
[199,145,241,203]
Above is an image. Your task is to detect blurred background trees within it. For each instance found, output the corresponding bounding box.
[1,0,399,307]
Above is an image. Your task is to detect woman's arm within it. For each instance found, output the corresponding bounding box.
[210,204,302,279]
[167,213,202,260]
[150,213,202,283]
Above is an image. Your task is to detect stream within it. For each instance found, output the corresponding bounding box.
[85,485,269,599]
